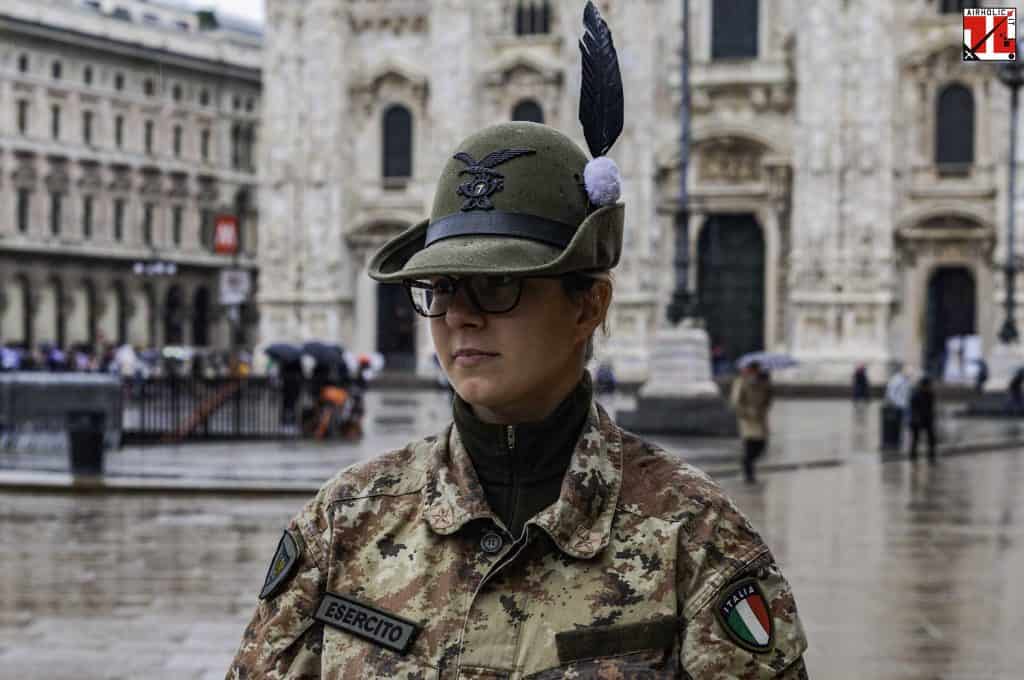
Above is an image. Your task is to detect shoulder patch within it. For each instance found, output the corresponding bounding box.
[259,529,303,600]
[714,577,775,654]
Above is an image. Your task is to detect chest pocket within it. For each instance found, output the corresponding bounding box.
[525,616,681,679]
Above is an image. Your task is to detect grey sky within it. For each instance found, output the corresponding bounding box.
[196,0,264,23]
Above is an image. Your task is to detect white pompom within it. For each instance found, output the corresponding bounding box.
[583,156,621,206]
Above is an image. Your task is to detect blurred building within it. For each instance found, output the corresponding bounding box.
[0,0,261,354]
[260,0,1006,383]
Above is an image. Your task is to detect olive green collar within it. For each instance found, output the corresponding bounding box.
[452,371,593,485]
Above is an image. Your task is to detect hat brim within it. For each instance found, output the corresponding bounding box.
[367,204,623,283]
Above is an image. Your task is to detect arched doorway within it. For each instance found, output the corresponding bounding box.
[697,214,765,363]
[192,287,210,346]
[164,286,185,345]
[925,266,976,378]
[376,283,416,371]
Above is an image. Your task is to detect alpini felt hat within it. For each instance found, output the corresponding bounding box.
[367,2,624,284]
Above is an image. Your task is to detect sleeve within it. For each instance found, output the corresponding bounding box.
[677,495,808,679]
[226,493,331,680]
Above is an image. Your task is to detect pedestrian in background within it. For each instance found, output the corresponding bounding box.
[974,358,988,395]
[908,375,937,463]
[852,364,870,403]
[730,360,773,484]
[1009,367,1024,412]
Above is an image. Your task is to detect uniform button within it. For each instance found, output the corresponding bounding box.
[480,531,504,554]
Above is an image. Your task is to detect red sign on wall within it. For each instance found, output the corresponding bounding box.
[214,214,239,254]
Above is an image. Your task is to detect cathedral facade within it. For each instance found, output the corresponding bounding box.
[259,0,1013,384]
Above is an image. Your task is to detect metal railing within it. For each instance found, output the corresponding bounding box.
[122,376,301,443]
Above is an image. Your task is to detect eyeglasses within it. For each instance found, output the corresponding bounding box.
[404,273,608,318]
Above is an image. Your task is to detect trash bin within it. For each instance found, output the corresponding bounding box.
[880,404,903,450]
[67,410,106,475]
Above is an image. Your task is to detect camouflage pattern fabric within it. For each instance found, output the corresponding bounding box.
[228,401,808,679]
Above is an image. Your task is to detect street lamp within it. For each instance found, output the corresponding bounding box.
[997,36,1024,344]
[666,0,696,325]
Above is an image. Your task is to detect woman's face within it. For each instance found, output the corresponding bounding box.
[431,276,606,424]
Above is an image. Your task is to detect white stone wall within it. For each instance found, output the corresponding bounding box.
[260,0,1022,384]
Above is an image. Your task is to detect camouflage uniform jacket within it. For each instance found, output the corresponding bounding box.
[228,400,809,679]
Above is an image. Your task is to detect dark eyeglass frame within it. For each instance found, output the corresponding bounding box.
[403,274,573,318]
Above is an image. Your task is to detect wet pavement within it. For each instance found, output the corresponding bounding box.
[2,393,1024,678]
[3,391,1023,486]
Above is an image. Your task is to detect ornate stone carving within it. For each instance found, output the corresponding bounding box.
[197,175,219,204]
[696,137,765,184]
[139,169,162,197]
[78,161,102,192]
[45,159,70,194]
[12,153,37,189]
[108,164,132,193]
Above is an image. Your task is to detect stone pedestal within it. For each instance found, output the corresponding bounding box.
[617,321,737,436]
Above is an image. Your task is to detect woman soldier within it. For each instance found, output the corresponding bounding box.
[228,4,807,678]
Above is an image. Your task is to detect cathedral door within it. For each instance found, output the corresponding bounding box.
[925,266,976,378]
[376,283,416,371]
[698,214,765,363]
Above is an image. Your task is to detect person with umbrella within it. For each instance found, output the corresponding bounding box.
[265,344,304,427]
[228,5,807,677]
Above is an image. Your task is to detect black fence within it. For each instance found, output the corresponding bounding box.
[122,376,299,443]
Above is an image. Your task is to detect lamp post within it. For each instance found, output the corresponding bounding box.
[997,36,1024,344]
[666,0,694,325]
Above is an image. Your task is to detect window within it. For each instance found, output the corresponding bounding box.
[113,199,125,241]
[143,79,155,96]
[142,203,154,246]
[18,54,28,73]
[17,100,29,134]
[114,73,124,91]
[245,97,255,112]
[83,66,93,85]
[82,196,93,239]
[512,99,544,123]
[936,83,975,169]
[233,95,241,110]
[143,13,160,25]
[52,61,62,79]
[83,110,93,145]
[231,123,241,169]
[50,193,62,236]
[83,0,101,11]
[171,205,183,246]
[51,105,61,140]
[712,0,759,60]
[112,7,132,21]
[114,115,124,148]
[172,84,182,101]
[940,0,970,13]
[382,105,413,179]
[200,128,210,161]
[200,208,214,249]
[516,1,551,36]
[17,189,30,233]
[199,89,210,106]
[175,20,190,32]
[173,125,183,157]
[144,120,154,153]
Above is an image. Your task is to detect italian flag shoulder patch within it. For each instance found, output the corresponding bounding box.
[714,577,775,654]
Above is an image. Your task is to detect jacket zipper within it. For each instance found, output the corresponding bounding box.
[506,425,515,453]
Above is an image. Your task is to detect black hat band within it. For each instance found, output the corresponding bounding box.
[426,211,576,250]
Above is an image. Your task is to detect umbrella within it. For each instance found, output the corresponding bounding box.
[265,343,303,363]
[736,351,798,371]
[302,341,345,365]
